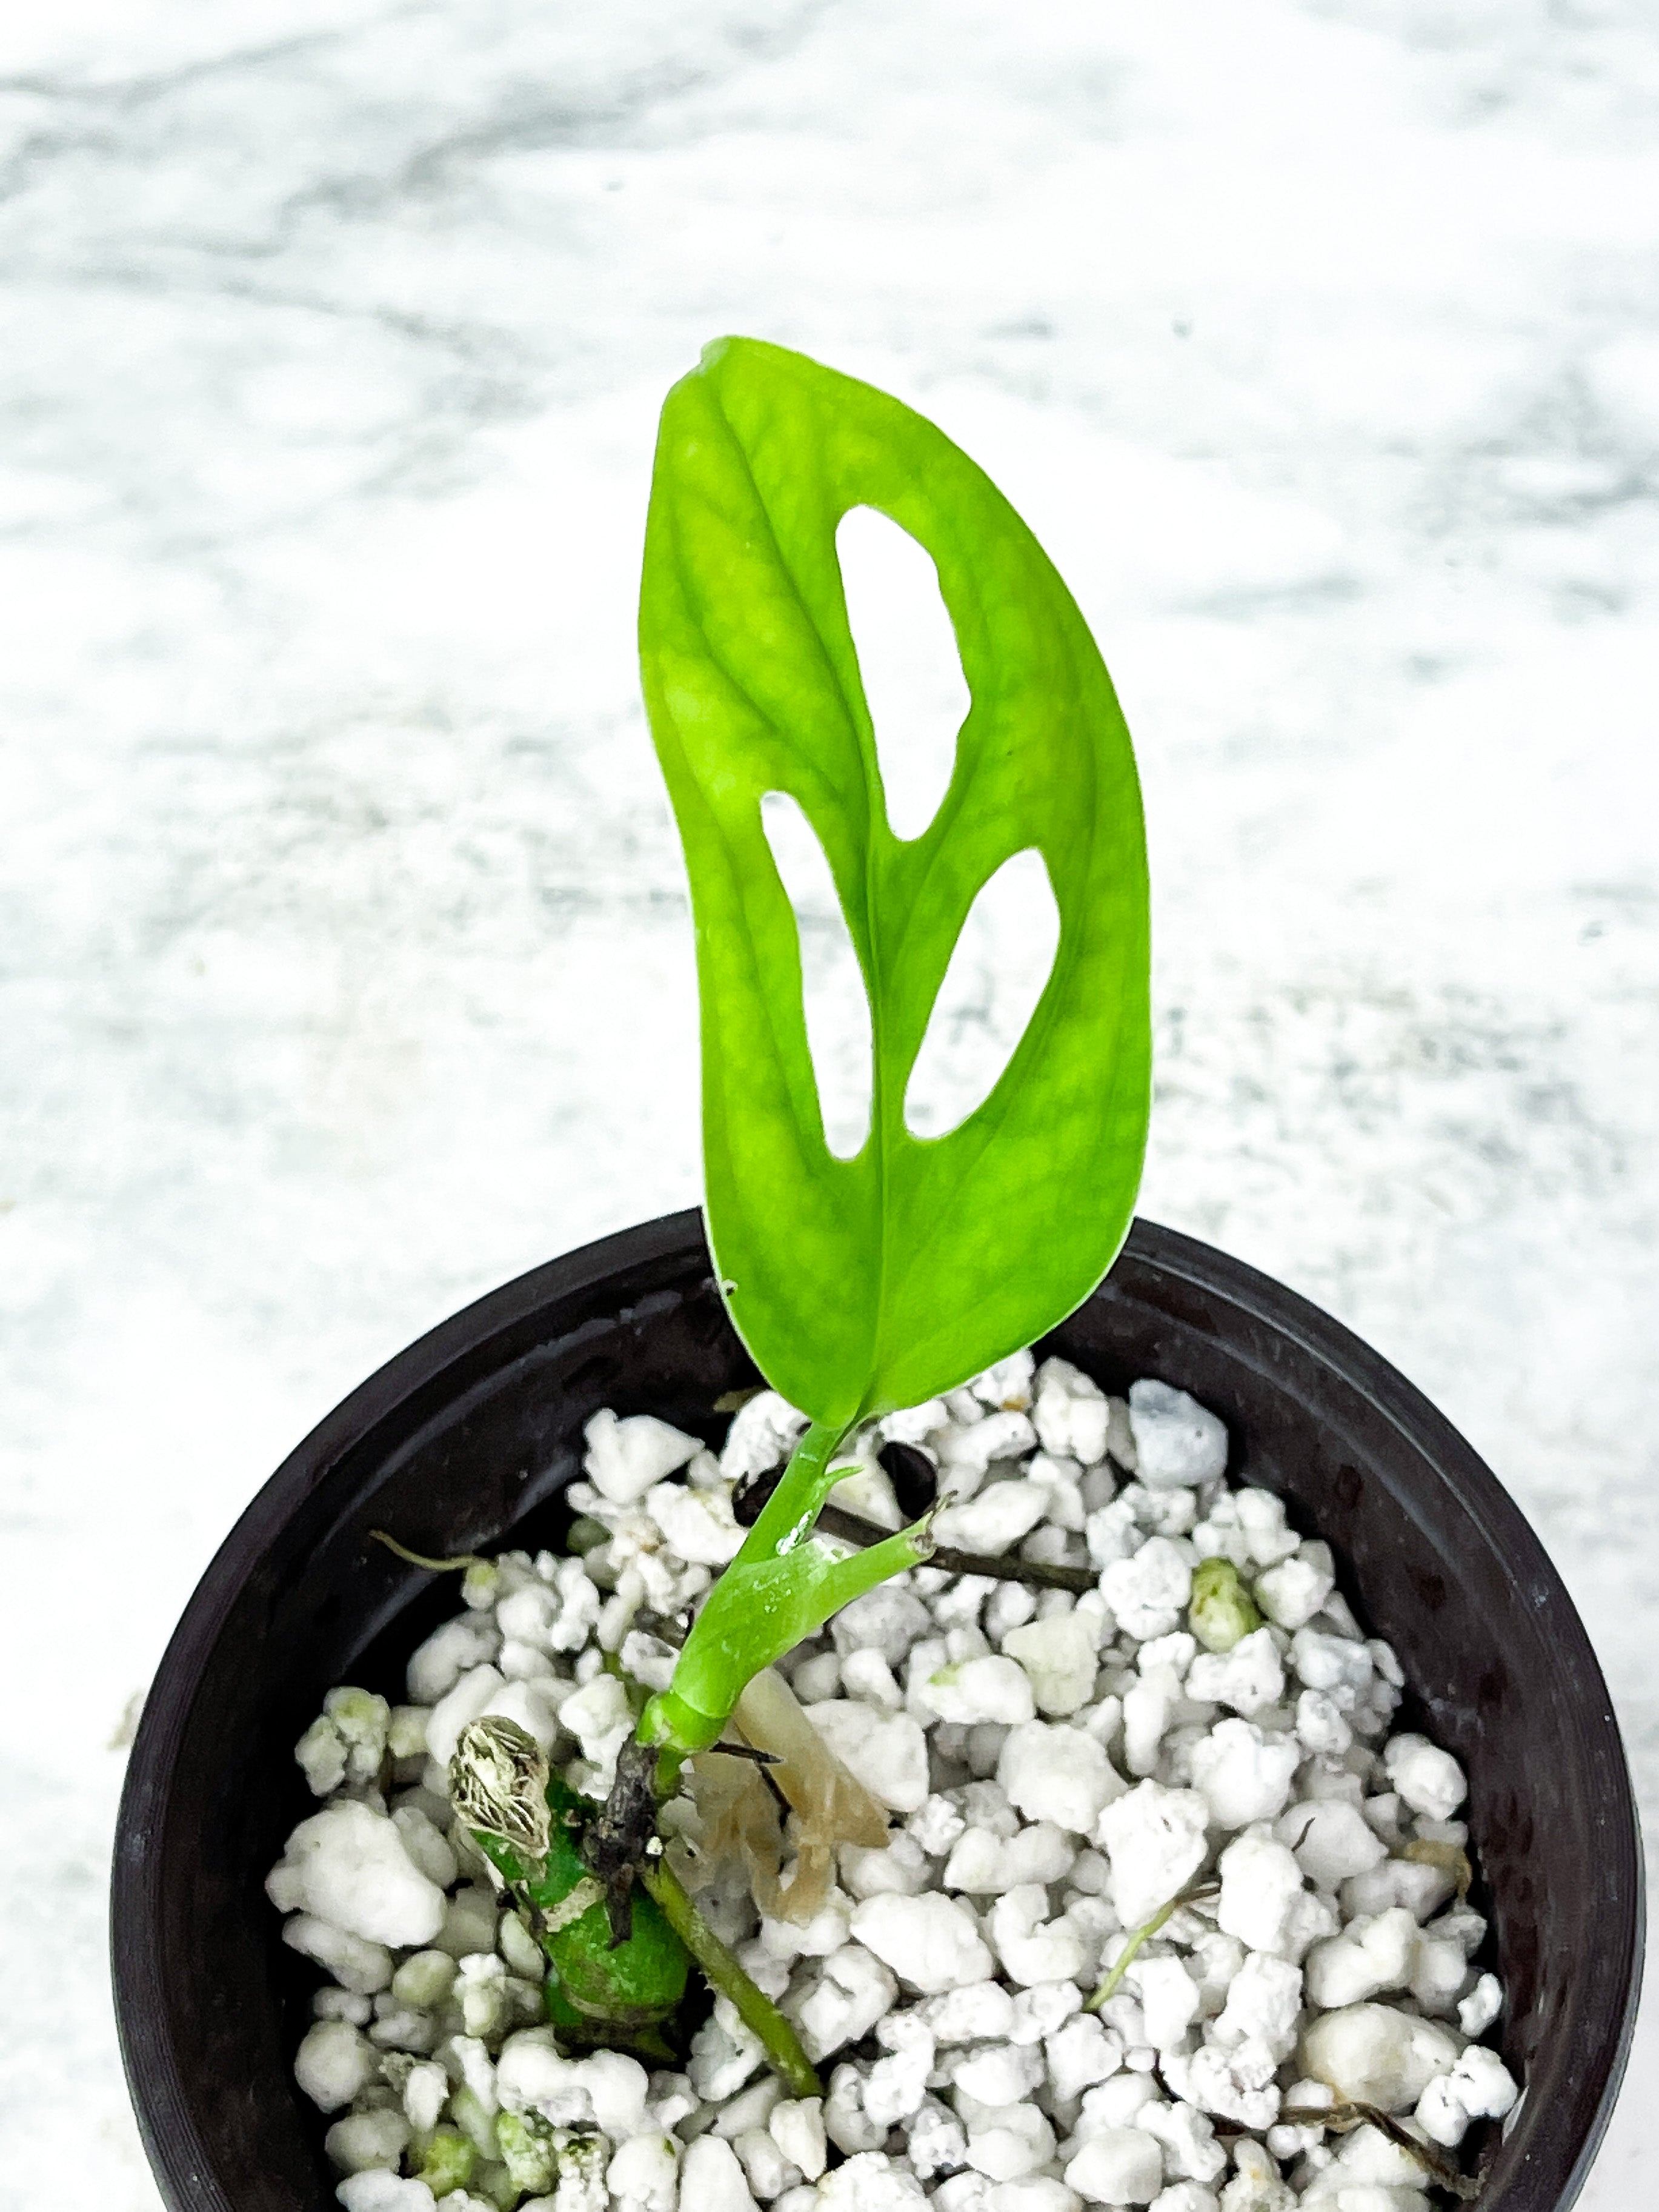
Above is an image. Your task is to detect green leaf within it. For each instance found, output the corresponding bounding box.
[640,336,1150,1426]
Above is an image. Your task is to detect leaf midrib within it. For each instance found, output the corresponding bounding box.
[703,375,894,1417]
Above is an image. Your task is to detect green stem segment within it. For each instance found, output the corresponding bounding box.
[623,1413,934,2097]
[640,1858,822,2099]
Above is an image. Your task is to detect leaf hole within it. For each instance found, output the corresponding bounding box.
[836,505,969,842]
[903,847,1061,1139]
[760,791,874,1159]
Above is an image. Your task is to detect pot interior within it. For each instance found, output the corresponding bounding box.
[113,1212,1641,2212]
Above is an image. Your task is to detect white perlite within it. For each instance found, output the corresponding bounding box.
[270,1364,1512,2212]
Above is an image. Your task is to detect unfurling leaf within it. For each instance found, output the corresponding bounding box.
[640,336,1150,1426]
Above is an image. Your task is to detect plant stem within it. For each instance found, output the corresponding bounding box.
[1085,1881,1218,2013]
[636,1417,865,1767]
[638,1858,822,2099]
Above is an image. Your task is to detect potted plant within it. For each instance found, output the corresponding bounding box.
[114,342,1641,2212]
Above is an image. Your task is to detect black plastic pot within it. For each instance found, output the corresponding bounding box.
[113,1212,1642,2212]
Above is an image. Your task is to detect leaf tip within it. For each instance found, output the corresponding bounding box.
[696,333,762,380]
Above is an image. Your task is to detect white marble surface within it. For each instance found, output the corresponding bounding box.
[2,2,1655,2201]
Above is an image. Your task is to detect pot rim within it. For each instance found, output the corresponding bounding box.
[111,1210,1645,2212]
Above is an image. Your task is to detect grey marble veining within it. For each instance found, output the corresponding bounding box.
[2,3,1656,2201]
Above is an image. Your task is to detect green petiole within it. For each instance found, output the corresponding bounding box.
[637,1418,937,1779]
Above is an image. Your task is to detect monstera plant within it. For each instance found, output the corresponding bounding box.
[454,336,1151,2089]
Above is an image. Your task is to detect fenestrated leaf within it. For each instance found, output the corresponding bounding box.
[639,336,1150,1426]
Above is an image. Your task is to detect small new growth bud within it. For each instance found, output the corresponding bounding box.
[1189,1555,1263,1652]
[449,1716,552,1864]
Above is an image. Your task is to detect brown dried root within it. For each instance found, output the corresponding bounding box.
[676,1667,890,1926]
[1278,2099,1480,2202]
[731,1463,1096,1594]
